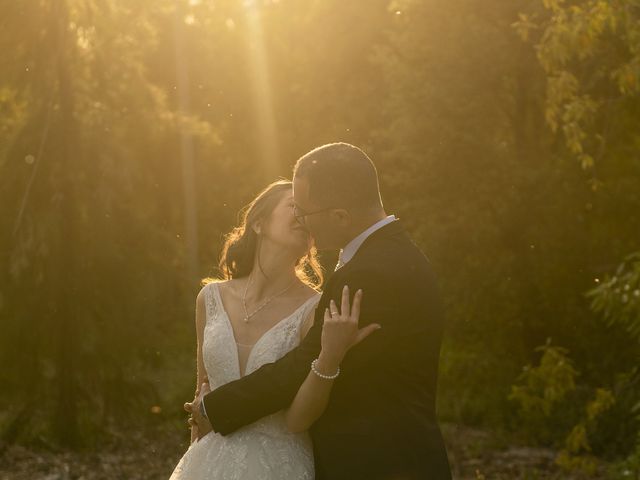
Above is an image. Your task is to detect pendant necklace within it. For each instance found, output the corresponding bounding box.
[242,272,297,323]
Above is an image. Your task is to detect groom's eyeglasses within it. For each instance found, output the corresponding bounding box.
[293,205,335,225]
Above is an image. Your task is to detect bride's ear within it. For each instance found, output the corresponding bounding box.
[252,222,262,235]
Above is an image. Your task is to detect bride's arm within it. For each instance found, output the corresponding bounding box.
[283,346,339,433]
[283,306,334,433]
[187,286,208,443]
[284,287,379,433]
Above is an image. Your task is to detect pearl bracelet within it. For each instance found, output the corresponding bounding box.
[311,358,340,380]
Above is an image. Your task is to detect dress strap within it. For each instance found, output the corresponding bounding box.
[203,282,219,325]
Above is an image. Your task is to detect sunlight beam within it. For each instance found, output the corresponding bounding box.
[244,1,279,178]
[174,10,200,284]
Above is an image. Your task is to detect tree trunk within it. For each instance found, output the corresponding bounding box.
[50,0,80,447]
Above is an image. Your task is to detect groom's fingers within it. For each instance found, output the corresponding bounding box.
[354,323,381,346]
[192,406,204,424]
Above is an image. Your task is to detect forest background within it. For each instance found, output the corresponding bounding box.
[1,1,639,478]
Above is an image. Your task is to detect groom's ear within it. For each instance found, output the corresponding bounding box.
[331,208,351,227]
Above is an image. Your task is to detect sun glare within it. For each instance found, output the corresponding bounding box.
[244,0,279,177]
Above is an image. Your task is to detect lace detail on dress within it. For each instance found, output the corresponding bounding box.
[170,282,320,480]
[244,298,315,376]
[202,282,240,388]
[203,283,218,325]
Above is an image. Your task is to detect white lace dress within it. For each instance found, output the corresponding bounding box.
[170,282,320,480]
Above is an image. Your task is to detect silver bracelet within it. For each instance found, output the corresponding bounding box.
[311,358,340,380]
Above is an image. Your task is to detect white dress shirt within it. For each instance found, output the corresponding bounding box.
[335,215,398,270]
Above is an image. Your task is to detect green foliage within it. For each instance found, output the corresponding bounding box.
[556,388,615,475]
[0,0,233,446]
[589,253,640,341]
[509,341,579,418]
[509,341,624,474]
[516,0,640,170]
[510,0,640,465]
[509,340,581,443]
[609,440,640,480]
[589,254,640,475]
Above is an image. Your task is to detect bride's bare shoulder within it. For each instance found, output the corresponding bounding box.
[211,278,247,299]
[196,278,229,298]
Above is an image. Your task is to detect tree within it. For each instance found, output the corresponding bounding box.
[0,0,225,445]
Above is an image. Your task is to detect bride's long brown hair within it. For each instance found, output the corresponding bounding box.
[204,180,323,289]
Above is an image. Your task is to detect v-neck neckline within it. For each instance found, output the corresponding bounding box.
[211,282,317,377]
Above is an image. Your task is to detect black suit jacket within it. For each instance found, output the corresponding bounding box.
[204,221,452,479]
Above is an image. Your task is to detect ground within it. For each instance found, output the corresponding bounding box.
[0,423,609,480]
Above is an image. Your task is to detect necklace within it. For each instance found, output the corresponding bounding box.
[242,272,297,323]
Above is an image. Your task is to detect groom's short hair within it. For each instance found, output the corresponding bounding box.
[293,143,383,212]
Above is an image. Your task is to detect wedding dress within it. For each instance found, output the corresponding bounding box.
[170,282,319,480]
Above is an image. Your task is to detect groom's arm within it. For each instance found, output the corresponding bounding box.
[203,305,324,435]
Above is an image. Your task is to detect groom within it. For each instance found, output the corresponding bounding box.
[193,143,451,479]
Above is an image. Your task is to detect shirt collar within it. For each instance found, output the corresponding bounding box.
[337,215,397,268]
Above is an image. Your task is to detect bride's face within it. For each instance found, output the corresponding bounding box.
[260,190,313,257]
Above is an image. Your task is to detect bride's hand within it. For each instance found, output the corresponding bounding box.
[318,286,380,370]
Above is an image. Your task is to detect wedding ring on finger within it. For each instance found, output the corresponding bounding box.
[330,301,339,316]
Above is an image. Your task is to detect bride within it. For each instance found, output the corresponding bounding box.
[169,180,371,479]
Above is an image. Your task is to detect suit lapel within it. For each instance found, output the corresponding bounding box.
[321,220,405,297]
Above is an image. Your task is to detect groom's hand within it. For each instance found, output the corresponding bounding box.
[191,382,213,439]
[184,399,200,443]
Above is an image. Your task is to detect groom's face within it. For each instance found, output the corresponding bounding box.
[292,176,341,250]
